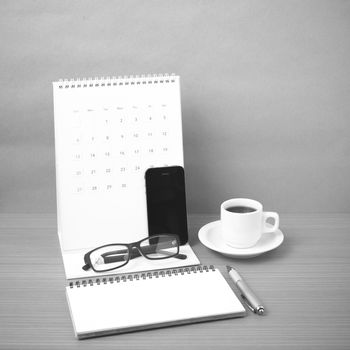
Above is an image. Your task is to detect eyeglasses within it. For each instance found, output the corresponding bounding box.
[82,234,187,272]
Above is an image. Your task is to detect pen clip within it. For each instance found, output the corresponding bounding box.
[240,294,255,313]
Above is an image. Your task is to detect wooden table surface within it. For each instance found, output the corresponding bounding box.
[0,213,349,349]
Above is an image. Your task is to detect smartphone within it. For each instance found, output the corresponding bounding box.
[145,166,188,245]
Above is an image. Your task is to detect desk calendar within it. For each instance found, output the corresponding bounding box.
[53,74,184,252]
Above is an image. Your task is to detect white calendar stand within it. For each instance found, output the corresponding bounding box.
[53,74,200,279]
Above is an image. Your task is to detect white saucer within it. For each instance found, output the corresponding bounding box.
[198,220,284,259]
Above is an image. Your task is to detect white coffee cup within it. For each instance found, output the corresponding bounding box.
[220,198,279,248]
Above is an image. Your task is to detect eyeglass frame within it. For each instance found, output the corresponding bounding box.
[82,234,181,273]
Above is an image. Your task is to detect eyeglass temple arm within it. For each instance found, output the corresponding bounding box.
[102,247,187,263]
[101,240,176,258]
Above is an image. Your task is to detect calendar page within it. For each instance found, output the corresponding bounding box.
[53,75,184,251]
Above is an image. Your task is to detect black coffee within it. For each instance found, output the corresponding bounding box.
[226,206,256,213]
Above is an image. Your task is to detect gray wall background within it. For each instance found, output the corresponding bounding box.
[1,0,349,214]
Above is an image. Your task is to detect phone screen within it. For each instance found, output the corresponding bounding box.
[145,166,188,245]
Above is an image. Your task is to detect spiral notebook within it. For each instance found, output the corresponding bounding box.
[66,266,246,339]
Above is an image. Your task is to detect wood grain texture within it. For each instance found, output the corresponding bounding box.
[0,214,349,349]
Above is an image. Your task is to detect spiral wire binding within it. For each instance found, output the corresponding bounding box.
[56,73,177,89]
[68,265,216,289]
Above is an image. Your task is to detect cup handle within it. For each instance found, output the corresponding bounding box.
[262,212,279,233]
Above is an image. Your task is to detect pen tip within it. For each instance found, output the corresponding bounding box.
[257,308,265,315]
[226,265,231,272]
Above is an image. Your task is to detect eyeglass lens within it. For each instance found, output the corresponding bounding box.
[90,245,129,271]
[140,235,179,259]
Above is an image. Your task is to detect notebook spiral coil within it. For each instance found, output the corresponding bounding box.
[69,265,215,289]
[57,73,177,89]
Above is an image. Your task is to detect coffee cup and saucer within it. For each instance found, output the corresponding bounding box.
[198,198,284,258]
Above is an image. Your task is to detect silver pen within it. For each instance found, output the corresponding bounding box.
[226,266,265,315]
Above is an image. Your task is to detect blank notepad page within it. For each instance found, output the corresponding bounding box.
[66,267,246,338]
